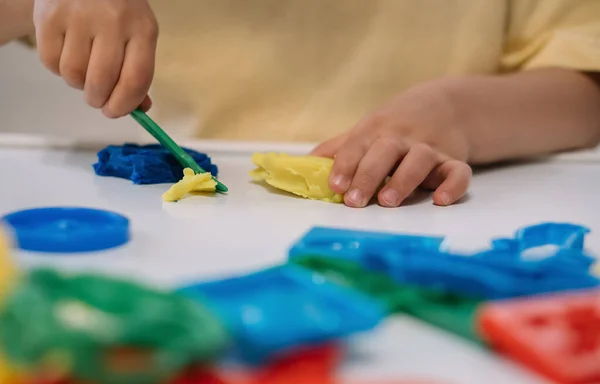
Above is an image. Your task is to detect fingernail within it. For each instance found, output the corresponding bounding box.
[346,189,365,207]
[381,189,399,207]
[332,175,350,191]
[439,192,451,206]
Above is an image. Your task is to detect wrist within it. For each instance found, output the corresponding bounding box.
[404,76,476,162]
[441,76,487,164]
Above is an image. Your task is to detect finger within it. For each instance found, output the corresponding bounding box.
[421,160,472,206]
[328,135,371,194]
[346,137,407,208]
[36,27,65,76]
[139,95,153,112]
[84,36,126,109]
[59,30,92,89]
[311,133,348,157]
[378,143,439,207]
[102,35,157,118]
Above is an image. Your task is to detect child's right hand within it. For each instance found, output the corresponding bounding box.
[33,0,158,118]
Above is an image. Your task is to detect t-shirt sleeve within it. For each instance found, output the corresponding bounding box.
[501,0,600,72]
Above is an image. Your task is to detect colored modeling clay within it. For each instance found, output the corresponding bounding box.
[250,153,343,203]
[293,256,483,343]
[162,168,217,202]
[179,266,384,361]
[0,269,229,384]
[289,227,443,263]
[478,289,600,384]
[93,144,218,185]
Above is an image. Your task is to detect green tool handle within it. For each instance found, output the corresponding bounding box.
[130,109,228,193]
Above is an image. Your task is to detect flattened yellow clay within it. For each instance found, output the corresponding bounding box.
[162,168,217,202]
[250,153,343,203]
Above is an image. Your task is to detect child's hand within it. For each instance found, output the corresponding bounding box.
[33,0,158,118]
[312,79,472,208]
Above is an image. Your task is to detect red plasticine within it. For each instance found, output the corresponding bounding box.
[478,289,600,384]
[247,344,342,384]
[170,345,447,384]
[171,367,232,384]
[347,382,448,384]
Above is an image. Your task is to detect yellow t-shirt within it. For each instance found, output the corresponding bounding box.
[96,1,600,141]
[148,0,600,142]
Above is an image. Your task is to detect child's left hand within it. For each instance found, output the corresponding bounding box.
[311,78,472,208]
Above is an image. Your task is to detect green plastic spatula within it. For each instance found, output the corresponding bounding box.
[130,109,228,193]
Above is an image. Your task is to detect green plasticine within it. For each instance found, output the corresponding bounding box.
[0,269,229,384]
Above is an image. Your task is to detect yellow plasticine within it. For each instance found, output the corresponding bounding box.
[0,228,17,305]
[0,354,24,384]
[250,152,343,203]
[0,231,23,383]
[162,168,217,202]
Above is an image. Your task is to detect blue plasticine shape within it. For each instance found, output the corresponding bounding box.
[363,223,599,300]
[178,265,384,361]
[288,226,444,263]
[93,143,218,185]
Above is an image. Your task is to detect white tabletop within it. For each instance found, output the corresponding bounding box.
[1,137,599,384]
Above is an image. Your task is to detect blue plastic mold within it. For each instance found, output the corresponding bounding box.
[288,223,598,300]
[2,207,130,253]
[178,265,384,361]
[491,223,590,254]
[514,222,590,251]
[362,223,598,299]
[93,143,218,185]
[288,226,444,263]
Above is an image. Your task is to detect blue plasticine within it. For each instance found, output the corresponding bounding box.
[93,143,218,184]
[178,265,384,362]
[288,226,444,263]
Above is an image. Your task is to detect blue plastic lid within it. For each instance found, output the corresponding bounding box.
[2,207,130,253]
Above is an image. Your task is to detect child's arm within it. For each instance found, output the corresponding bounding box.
[0,0,34,46]
[451,68,600,164]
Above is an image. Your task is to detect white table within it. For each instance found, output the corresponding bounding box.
[1,136,599,384]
